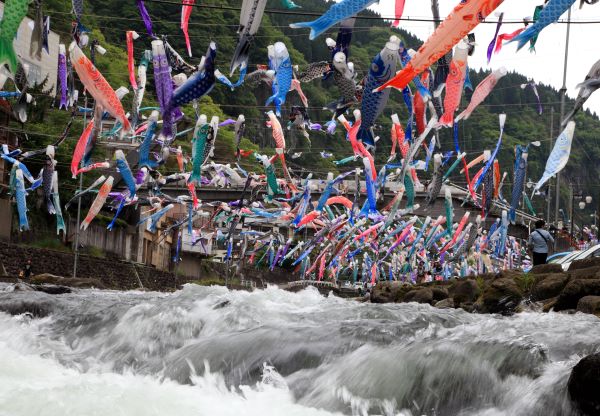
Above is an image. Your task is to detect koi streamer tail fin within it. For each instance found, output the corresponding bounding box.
[511,27,539,52]
[289,16,335,41]
[374,63,418,92]
[230,34,252,77]
[438,111,455,128]
[46,194,56,215]
[356,126,375,147]
[0,36,18,74]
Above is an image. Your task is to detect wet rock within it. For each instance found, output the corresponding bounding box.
[371,282,412,303]
[542,297,558,313]
[577,296,600,316]
[569,257,600,271]
[569,266,600,281]
[30,273,65,284]
[403,288,433,304]
[496,270,524,281]
[555,279,600,312]
[459,302,475,313]
[449,279,480,307]
[531,273,570,301]
[0,299,54,318]
[431,287,449,302]
[568,353,600,416]
[434,298,454,309]
[31,274,105,289]
[34,285,72,295]
[479,278,523,315]
[529,263,564,274]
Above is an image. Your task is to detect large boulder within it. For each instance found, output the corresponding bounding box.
[371,282,412,303]
[403,288,434,304]
[434,298,454,309]
[529,263,563,274]
[569,257,600,271]
[479,278,523,315]
[569,266,600,281]
[33,285,72,295]
[449,279,480,307]
[555,279,600,311]
[30,273,105,289]
[531,273,570,301]
[496,270,524,281]
[568,353,600,415]
[577,296,600,316]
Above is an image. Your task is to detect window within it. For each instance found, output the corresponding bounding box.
[20,60,43,88]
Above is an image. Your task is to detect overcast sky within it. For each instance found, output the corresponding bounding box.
[371,1,600,116]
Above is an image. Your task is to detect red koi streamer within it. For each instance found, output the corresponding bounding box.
[181,0,196,57]
[391,0,406,28]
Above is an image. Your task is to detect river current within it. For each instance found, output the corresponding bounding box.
[0,283,598,416]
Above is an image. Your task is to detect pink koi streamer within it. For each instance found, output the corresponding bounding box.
[456,68,507,122]
[326,196,353,210]
[75,162,110,176]
[126,31,139,91]
[440,212,471,254]
[181,0,196,57]
[290,79,308,108]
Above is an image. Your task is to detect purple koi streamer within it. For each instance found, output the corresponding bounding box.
[487,13,503,64]
[136,0,154,38]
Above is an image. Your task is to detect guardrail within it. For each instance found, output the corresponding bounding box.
[286,280,337,289]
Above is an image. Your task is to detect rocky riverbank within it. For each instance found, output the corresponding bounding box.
[371,258,600,317]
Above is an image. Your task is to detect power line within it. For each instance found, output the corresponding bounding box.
[144,0,600,25]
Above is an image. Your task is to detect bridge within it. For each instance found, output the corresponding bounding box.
[284,280,359,298]
[159,180,536,239]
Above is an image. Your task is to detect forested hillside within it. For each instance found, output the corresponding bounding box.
[9,0,600,221]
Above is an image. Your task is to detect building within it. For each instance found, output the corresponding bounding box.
[0,1,61,93]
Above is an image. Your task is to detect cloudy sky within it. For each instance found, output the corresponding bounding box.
[371,1,600,116]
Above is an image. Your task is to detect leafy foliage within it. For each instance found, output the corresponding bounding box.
[10,0,600,223]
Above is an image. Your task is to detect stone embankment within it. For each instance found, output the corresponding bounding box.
[0,242,197,291]
[371,258,600,317]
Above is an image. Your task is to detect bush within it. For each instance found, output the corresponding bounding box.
[515,273,535,293]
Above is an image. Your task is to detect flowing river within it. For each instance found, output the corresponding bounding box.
[0,283,598,416]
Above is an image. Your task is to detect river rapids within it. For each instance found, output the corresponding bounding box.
[0,283,598,416]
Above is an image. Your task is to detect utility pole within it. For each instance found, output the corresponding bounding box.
[431,0,441,27]
[547,107,554,224]
[73,95,87,278]
[569,184,574,238]
[556,7,572,227]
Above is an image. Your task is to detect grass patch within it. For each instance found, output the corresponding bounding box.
[476,276,485,293]
[28,237,70,253]
[515,273,535,293]
[84,246,106,258]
